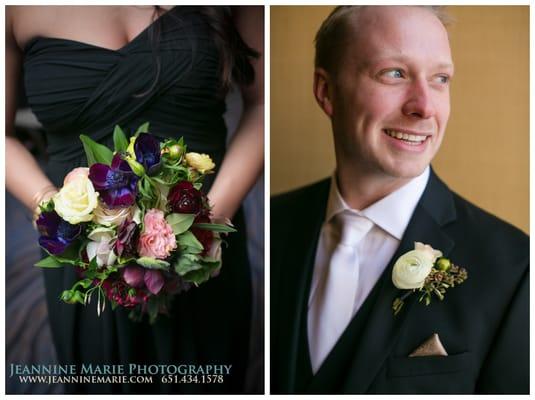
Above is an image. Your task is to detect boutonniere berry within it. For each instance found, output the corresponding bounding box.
[392,242,468,315]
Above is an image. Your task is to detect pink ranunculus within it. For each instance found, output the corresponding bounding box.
[64,167,89,185]
[138,209,177,259]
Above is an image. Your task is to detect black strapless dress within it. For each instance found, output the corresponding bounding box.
[23,7,252,394]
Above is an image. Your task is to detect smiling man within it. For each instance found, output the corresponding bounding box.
[271,6,528,394]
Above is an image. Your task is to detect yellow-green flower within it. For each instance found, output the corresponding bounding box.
[185,152,215,174]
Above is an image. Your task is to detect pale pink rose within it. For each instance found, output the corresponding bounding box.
[138,209,177,259]
[64,167,89,185]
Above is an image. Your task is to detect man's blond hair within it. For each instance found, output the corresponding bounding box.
[314,6,452,74]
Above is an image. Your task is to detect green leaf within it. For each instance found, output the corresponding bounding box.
[35,256,63,268]
[60,289,86,305]
[174,253,203,276]
[39,245,85,267]
[136,257,170,270]
[80,135,113,166]
[184,270,210,286]
[183,259,221,286]
[193,223,237,233]
[75,278,93,290]
[135,122,150,135]
[62,245,85,264]
[166,213,195,235]
[113,125,129,152]
[117,256,135,265]
[177,231,204,254]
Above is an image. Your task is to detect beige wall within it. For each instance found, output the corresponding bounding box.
[270,6,529,234]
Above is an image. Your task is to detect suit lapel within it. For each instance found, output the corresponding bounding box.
[337,169,458,393]
[278,179,330,392]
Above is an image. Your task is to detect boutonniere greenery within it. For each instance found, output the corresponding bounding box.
[391,242,468,315]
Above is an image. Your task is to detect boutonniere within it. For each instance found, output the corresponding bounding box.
[392,242,468,315]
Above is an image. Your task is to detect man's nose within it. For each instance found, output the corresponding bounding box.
[401,79,436,119]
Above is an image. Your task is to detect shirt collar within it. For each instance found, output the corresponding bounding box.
[325,166,430,240]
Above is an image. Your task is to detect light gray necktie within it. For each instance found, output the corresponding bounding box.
[308,211,374,373]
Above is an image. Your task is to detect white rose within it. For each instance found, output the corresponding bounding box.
[54,168,98,224]
[185,152,215,174]
[414,241,442,263]
[93,201,132,227]
[392,248,435,290]
[86,227,117,267]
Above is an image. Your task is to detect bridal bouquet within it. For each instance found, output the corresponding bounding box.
[35,123,234,322]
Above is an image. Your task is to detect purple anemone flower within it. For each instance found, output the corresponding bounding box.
[36,210,82,255]
[89,154,138,208]
[134,133,161,176]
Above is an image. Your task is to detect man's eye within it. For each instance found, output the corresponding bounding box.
[383,69,404,79]
[434,75,450,84]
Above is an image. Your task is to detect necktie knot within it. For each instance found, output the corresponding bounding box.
[332,211,373,246]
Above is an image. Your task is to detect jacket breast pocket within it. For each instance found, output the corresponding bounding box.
[387,351,473,378]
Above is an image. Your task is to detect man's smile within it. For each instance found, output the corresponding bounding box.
[382,129,432,149]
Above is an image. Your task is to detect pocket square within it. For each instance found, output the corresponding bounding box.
[409,333,448,357]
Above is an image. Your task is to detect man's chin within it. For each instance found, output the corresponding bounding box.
[381,162,429,180]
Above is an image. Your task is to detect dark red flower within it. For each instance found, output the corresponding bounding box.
[102,278,149,308]
[192,215,214,256]
[168,181,204,214]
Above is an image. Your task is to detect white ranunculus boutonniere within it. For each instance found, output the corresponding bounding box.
[392,242,468,315]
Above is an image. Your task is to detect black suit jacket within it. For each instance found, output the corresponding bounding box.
[271,169,529,394]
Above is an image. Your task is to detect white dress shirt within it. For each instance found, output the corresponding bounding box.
[307,167,430,373]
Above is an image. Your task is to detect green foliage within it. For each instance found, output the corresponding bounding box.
[174,253,203,276]
[80,135,113,166]
[36,244,85,268]
[173,253,221,286]
[193,222,237,233]
[182,259,221,286]
[136,257,170,270]
[166,213,195,235]
[177,231,204,254]
[113,125,129,152]
[135,122,150,135]
[35,256,63,268]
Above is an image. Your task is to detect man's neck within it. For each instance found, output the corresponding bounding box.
[336,165,413,211]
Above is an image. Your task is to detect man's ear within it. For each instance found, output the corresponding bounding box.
[313,68,334,117]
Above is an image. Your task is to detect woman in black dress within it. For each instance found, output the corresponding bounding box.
[6,6,263,394]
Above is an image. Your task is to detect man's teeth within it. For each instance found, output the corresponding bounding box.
[385,130,427,143]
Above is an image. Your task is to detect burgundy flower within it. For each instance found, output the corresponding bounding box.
[168,181,203,214]
[36,210,82,255]
[89,154,138,209]
[115,219,139,258]
[192,215,214,256]
[102,278,149,308]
